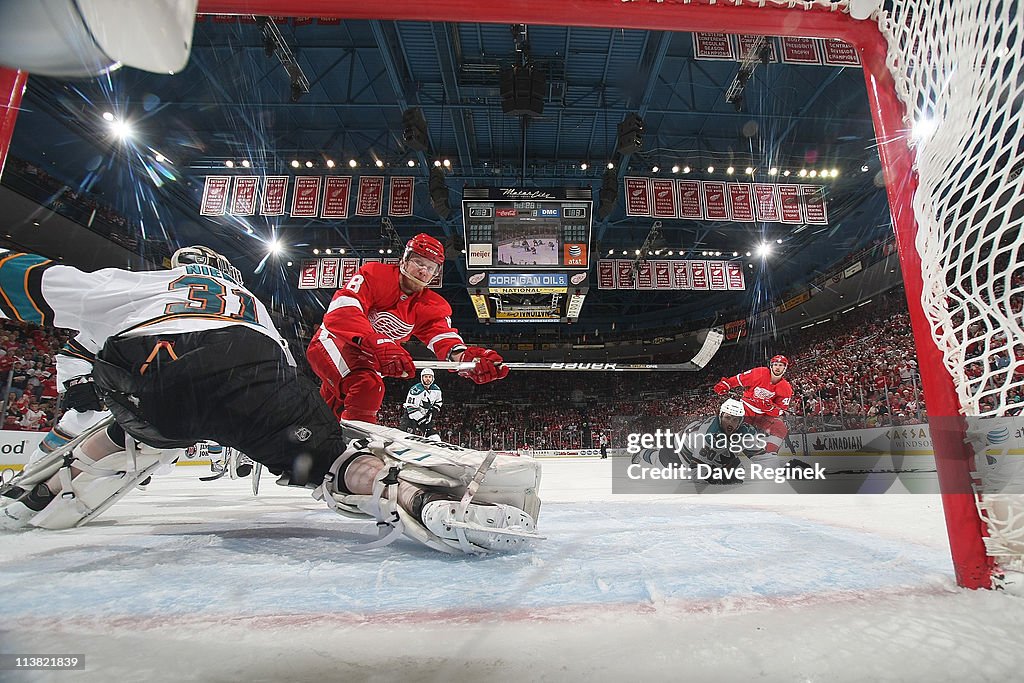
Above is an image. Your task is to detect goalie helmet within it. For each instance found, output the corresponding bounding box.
[171,245,243,285]
[399,233,444,288]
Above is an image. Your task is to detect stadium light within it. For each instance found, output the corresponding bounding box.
[109,118,133,141]
[225,160,234,168]
[268,240,281,255]
[756,243,772,258]
[682,166,690,174]
[707,166,715,173]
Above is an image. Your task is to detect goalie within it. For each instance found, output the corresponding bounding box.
[0,249,540,555]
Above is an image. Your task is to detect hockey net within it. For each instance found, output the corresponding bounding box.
[200,0,1023,587]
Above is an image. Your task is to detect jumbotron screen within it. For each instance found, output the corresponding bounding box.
[462,187,593,270]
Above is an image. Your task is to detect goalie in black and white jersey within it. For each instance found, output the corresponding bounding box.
[401,368,443,438]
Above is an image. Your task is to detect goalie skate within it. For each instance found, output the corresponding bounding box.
[422,499,540,552]
[0,415,115,499]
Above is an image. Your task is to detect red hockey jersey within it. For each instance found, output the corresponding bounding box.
[722,366,793,417]
[318,262,465,360]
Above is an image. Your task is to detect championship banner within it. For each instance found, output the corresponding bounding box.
[707,261,727,290]
[778,184,803,223]
[693,32,734,60]
[597,260,616,289]
[388,176,414,217]
[726,262,746,290]
[671,260,690,290]
[200,176,230,216]
[651,179,678,218]
[290,176,322,217]
[821,38,860,66]
[230,176,259,216]
[615,260,637,289]
[356,176,385,216]
[636,261,654,289]
[340,257,360,285]
[261,176,288,216]
[321,176,352,218]
[690,260,709,290]
[624,177,653,216]
[381,258,400,266]
[676,179,703,219]
[738,34,777,62]
[727,183,755,222]
[318,258,340,289]
[801,185,829,224]
[780,37,821,64]
[753,183,782,222]
[298,259,319,289]
[702,181,728,220]
[654,260,672,289]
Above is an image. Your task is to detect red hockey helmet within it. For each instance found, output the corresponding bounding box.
[405,233,445,266]
[770,355,789,367]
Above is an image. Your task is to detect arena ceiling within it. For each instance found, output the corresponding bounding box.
[4,2,896,334]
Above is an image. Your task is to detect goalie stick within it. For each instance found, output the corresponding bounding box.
[418,326,725,373]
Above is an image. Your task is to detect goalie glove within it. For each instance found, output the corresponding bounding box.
[357,335,415,378]
[62,376,103,412]
[713,379,731,395]
[458,346,509,384]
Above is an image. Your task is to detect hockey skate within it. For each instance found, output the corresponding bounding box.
[420,498,538,552]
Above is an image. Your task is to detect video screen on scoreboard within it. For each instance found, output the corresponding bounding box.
[462,187,592,270]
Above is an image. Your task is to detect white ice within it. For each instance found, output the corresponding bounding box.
[3,458,1023,683]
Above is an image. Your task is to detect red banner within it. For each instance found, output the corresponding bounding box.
[388,176,414,217]
[726,262,746,290]
[702,181,728,220]
[690,260,709,290]
[298,259,319,289]
[261,176,288,216]
[230,176,259,216]
[708,261,727,290]
[676,180,703,219]
[738,35,776,62]
[200,176,230,216]
[672,261,690,290]
[753,184,781,222]
[821,38,860,66]
[801,185,828,224]
[598,260,616,289]
[654,261,671,289]
[778,184,803,223]
[317,258,340,289]
[636,262,654,289]
[321,176,351,218]
[727,183,755,222]
[615,260,636,289]
[291,176,322,217]
[624,177,652,216]
[340,258,360,286]
[356,176,385,216]
[651,179,678,218]
[781,37,821,64]
[693,32,734,59]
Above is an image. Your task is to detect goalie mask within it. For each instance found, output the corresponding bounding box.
[399,233,444,289]
[171,246,243,285]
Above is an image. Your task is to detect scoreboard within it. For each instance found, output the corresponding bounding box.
[462,187,593,270]
[462,187,593,323]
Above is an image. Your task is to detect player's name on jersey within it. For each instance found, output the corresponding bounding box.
[626,462,827,483]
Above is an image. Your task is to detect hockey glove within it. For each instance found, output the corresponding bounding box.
[458,346,509,384]
[713,379,730,395]
[358,335,415,378]
[62,376,103,412]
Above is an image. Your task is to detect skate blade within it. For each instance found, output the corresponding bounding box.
[447,519,545,541]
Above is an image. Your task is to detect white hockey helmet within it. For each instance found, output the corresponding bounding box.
[421,368,435,383]
[171,245,243,285]
[720,399,746,418]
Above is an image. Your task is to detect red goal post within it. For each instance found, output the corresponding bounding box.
[204,1,1024,588]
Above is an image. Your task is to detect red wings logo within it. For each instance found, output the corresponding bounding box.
[368,311,414,341]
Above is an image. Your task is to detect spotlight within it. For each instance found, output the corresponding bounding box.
[339,248,345,254]
[707,166,715,173]
[607,162,614,170]
[225,160,234,168]
[313,248,320,255]
[783,170,791,177]
[861,164,870,172]
[291,160,300,168]
[376,159,384,168]
[154,153,165,163]
[671,165,680,174]
[726,166,734,175]
[776,238,783,244]
[809,170,817,177]
[241,160,251,168]
[745,167,754,175]
[408,159,416,167]
[683,166,690,174]
[651,166,660,173]
[798,169,807,177]
[757,243,771,258]
[348,159,358,168]
[442,159,451,168]
[102,111,114,122]
[326,159,335,168]
[580,162,589,170]
[768,167,778,175]
[268,240,281,255]
[379,249,385,254]
[434,160,442,167]
[305,160,314,168]
[109,118,133,141]
[831,169,840,177]
[325,249,332,255]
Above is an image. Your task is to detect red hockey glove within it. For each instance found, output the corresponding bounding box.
[359,335,415,378]
[458,346,509,384]
[713,379,730,395]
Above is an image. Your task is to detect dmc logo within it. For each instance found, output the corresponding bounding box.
[468,272,486,285]
[294,427,312,442]
[570,272,587,285]
[568,245,582,257]
[987,427,1010,444]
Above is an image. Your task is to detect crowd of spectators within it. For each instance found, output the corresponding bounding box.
[0,321,70,432]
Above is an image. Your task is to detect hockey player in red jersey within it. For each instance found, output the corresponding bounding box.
[713,355,793,454]
[307,233,509,423]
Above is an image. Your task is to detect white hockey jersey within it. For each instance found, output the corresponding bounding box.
[404,382,442,423]
[0,254,293,364]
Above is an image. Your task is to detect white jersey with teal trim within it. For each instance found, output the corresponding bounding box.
[0,254,293,365]
[404,382,443,422]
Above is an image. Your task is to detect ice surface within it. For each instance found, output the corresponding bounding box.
[2,458,1023,682]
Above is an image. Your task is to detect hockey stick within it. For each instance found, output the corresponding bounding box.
[199,467,228,482]
[416,327,724,373]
